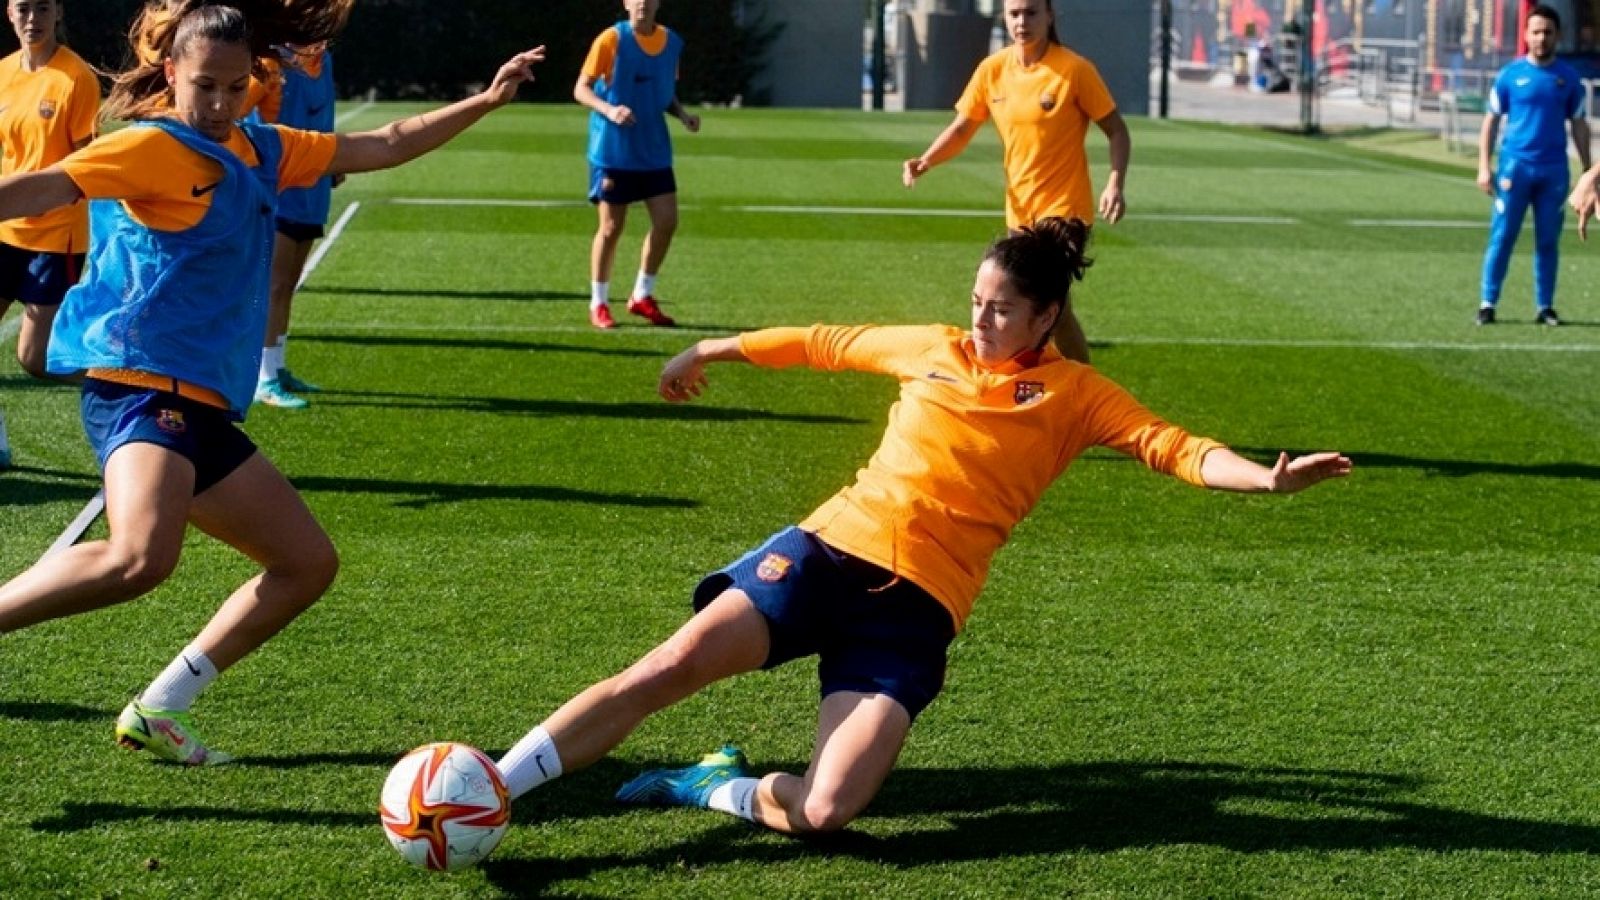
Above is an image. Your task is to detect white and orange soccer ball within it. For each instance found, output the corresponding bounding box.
[379,742,511,870]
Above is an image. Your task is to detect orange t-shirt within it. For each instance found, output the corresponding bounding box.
[582,24,673,80]
[0,46,100,252]
[955,44,1116,229]
[59,121,338,232]
[240,56,283,123]
[739,324,1222,631]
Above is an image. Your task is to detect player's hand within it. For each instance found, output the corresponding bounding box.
[1098,184,1125,224]
[1267,451,1352,494]
[1568,168,1600,240]
[658,346,709,402]
[1476,166,1494,197]
[608,104,636,126]
[902,158,929,188]
[681,112,701,133]
[484,46,546,106]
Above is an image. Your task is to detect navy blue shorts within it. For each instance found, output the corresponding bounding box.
[588,166,676,206]
[275,218,326,242]
[0,241,83,307]
[693,527,955,720]
[81,379,257,495]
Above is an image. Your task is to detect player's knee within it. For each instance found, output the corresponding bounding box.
[652,214,678,236]
[110,544,181,596]
[619,639,704,703]
[597,218,626,243]
[796,792,860,833]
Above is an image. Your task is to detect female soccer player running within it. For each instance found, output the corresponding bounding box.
[0,0,100,469]
[495,217,1350,834]
[902,0,1129,364]
[0,0,544,766]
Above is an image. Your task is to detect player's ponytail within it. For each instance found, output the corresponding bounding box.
[102,0,351,123]
[982,216,1093,329]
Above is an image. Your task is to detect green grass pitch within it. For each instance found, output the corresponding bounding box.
[3,103,1600,896]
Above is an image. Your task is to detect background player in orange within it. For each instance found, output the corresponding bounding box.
[575,0,700,330]
[0,0,99,469]
[249,39,337,409]
[493,217,1349,836]
[902,0,1130,365]
[0,0,545,766]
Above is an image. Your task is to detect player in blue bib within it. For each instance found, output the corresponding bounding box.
[1476,4,1590,326]
[575,0,700,330]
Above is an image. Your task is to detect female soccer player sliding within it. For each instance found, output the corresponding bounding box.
[494,217,1350,834]
[0,0,544,766]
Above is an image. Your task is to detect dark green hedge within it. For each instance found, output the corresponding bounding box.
[60,0,774,103]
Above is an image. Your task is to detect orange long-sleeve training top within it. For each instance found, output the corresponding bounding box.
[738,324,1224,631]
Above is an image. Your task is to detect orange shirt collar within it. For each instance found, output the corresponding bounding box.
[960,335,1061,375]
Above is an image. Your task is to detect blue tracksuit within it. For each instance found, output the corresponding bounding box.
[1481,57,1585,310]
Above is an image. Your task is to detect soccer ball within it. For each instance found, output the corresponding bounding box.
[379,742,511,870]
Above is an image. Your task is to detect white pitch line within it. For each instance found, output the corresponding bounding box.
[391,198,589,209]
[733,204,998,218]
[1137,213,1299,225]
[297,201,361,290]
[333,98,375,127]
[296,322,1600,354]
[1349,219,1483,229]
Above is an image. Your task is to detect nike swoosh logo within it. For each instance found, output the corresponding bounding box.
[926,372,958,383]
[1515,78,1531,86]
[191,181,222,197]
[306,104,326,116]
[633,75,652,83]
[990,97,1005,103]
[184,656,202,676]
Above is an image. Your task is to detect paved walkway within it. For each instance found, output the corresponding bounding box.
[1152,75,1451,134]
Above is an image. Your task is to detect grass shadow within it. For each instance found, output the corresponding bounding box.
[288,475,698,510]
[31,802,370,832]
[482,759,1600,895]
[0,468,101,507]
[1236,447,1600,480]
[298,286,588,303]
[316,390,864,426]
[0,699,107,722]
[294,333,667,357]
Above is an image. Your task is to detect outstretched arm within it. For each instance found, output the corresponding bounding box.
[0,168,84,222]
[1200,448,1352,493]
[328,46,545,175]
[1095,109,1130,224]
[659,336,748,402]
[903,114,979,187]
[1569,160,1600,239]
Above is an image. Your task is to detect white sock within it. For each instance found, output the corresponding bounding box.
[705,776,760,821]
[591,282,610,309]
[139,645,219,712]
[497,725,563,800]
[260,343,286,381]
[632,271,657,300]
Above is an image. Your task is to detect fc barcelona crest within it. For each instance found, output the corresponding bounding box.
[1014,381,1045,405]
[1039,93,1056,112]
[37,99,55,119]
[156,409,187,434]
[756,552,792,583]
